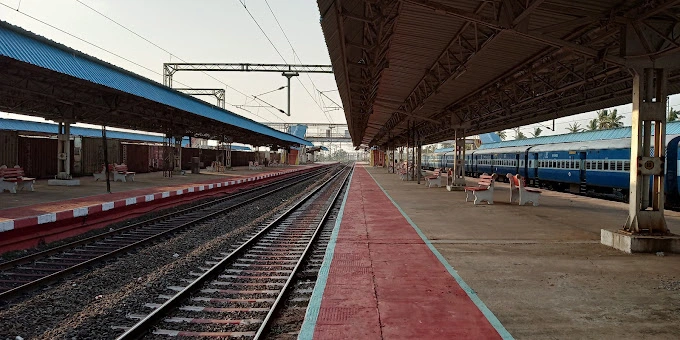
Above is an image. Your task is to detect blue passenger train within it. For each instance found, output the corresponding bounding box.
[421,132,680,206]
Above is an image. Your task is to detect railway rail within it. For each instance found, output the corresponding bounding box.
[0,165,334,301]
[114,164,352,339]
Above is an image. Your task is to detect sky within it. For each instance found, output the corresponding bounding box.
[0,0,679,146]
[0,0,344,127]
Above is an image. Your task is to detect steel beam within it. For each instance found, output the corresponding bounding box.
[174,88,225,109]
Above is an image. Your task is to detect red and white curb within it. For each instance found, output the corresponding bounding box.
[0,169,301,233]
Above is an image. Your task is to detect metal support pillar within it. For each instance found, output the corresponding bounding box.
[174,135,183,175]
[624,68,669,234]
[417,136,422,184]
[56,121,72,180]
[450,128,467,187]
[282,72,299,116]
[102,126,111,193]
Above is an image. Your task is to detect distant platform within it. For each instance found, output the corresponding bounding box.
[0,165,315,239]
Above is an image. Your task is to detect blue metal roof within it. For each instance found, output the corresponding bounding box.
[0,21,312,147]
[0,118,185,143]
[477,121,680,150]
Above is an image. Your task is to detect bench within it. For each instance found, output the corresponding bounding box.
[248,161,264,170]
[93,164,109,181]
[464,173,496,205]
[113,164,135,182]
[507,173,541,206]
[0,165,35,193]
[425,168,443,188]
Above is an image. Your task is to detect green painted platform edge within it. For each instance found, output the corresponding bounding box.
[365,166,514,340]
[297,167,354,340]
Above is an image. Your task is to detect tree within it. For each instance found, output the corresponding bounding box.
[514,127,527,140]
[531,127,542,137]
[587,118,599,131]
[596,109,610,129]
[496,130,507,140]
[607,109,624,128]
[567,122,583,133]
[668,107,679,122]
[332,149,347,161]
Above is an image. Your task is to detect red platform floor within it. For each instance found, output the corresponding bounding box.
[0,167,312,252]
[300,165,510,339]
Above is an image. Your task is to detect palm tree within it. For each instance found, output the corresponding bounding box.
[597,109,610,129]
[668,107,678,122]
[531,127,542,137]
[496,130,507,140]
[514,127,527,140]
[567,122,583,133]
[587,118,598,131]
[607,109,624,128]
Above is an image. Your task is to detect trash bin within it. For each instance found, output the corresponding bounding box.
[191,157,200,174]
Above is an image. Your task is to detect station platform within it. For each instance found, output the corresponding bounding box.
[0,165,316,252]
[301,164,680,339]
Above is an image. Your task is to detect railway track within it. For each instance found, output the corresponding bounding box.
[0,165,334,301]
[114,164,352,339]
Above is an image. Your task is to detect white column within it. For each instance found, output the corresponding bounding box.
[625,68,668,234]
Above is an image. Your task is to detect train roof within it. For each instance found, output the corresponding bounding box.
[477,121,680,150]
[529,139,632,152]
[475,134,680,153]
[473,145,532,155]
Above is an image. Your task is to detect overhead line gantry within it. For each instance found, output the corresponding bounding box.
[163,63,334,116]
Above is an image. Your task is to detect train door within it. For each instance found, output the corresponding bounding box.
[531,153,539,186]
[579,152,587,194]
[515,153,520,177]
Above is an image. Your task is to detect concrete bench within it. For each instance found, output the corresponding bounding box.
[464,173,496,205]
[425,168,443,188]
[113,164,135,182]
[507,173,541,206]
[93,164,110,181]
[0,165,35,193]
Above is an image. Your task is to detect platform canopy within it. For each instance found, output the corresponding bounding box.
[0,21,312,148]
[317,0,680,147]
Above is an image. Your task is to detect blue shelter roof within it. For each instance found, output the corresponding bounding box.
[0,21,312,147]
[0,118,184,143]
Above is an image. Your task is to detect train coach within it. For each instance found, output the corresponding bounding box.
[421,128,680,206]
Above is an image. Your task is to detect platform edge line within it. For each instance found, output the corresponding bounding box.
[297,166,354,340]
[364,166,514,340]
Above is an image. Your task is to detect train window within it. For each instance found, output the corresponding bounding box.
[575,161,580,169]
[617,161,623,171]
[603,162,609,170]
[561,161,565,168]
[597,161,603,170]
[623,161,630,171]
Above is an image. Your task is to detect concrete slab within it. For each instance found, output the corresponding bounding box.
[363,165,680,339]
[601,229,680,253]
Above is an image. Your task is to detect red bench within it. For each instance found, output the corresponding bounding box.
[464,173,496,205]
[507,173,541,206]
[0,165,36,193]
[113,164,135,182]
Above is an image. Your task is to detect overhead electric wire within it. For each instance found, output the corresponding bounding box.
[238,0,334,123]
[71,0,284,123]
[263,0,336,124]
